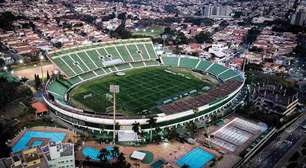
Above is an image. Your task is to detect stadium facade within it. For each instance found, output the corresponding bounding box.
[44,38,245,133]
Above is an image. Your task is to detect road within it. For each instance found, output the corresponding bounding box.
[246,112,306,168]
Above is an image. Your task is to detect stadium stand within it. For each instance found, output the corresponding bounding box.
[131,62,145,68]
[179,57,199,69]
[161,57,179,67]
[206,63,228,77]
[49,38,157,78]
[195,60,212,71]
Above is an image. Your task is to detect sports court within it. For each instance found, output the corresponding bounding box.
[207,118,267,152]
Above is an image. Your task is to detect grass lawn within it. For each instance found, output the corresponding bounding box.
[69,67,208,116]
[132,27,164,38]
[140,150,153,164]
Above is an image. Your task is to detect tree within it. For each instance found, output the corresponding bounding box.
[132,122,140,135]
[98,148,110,165]
[0,11,18,30]
[111,146,120,158]
[233,11,243,18]
[115,152,131,168]
[195,31,212,43]
[0,58,5,67]
[147,117,157,142]
[175,32,188,45]
[243,27,261,44]
[46,71,50,80]
[34,74,42,89]
[153,127,162,142]
[53,42,63,48]
[111,22,131,39]
[0,75,32,110]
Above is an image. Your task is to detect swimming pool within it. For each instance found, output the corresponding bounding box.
[32,140,44,147]
[12,130,66,153]
[82,146,113,161]
[176,147,214,168]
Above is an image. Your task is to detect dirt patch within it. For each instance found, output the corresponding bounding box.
[14,64,56,80]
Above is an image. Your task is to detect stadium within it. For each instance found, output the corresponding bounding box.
[43,38,245,133]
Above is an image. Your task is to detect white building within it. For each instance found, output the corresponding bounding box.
[202,5,232,19]
[208,43,229,58]
[42,142,75,168]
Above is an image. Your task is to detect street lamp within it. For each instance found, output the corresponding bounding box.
[110,84,119,144]
[19,59,24,64]
[39,55,44,83]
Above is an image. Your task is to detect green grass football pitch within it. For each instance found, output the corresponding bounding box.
[69,67,208,116]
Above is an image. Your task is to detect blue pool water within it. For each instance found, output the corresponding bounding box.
[176,147,214,168]
[82,146,113,161]
[32,140,44,147]
[12,131,66,153]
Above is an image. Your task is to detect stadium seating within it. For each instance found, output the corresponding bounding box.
[179,57,199,69]
[47,80,68,102]
[131,62,145,68]
[49,38,157,78]
[162,57,179,67]
[218,69,238,81]
[116,63,131,71]
[126,44,143,61]
[94,68,106,76]
[116,45,134,62]
[80,71,96,80]
[159,80,242,114]
[161,56,243,83]
[69,76,82,85]
[145,61,160,66]
[196,60,212,71]
[136,44,151,60]
[206,63,228,77]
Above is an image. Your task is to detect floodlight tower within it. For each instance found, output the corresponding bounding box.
[110,84,119,144]
[39,54,44,83]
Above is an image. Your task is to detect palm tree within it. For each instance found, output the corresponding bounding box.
[111,146,120,158]
[98,148,109,163]
[147,116,157,142]
[132,122,140,135]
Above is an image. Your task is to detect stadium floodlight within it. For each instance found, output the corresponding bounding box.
[39,55,44,83]
[110,85,119,144]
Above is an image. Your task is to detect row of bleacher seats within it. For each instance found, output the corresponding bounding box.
[159,80,242,114]
[49,38,158,78]
[161,56,243,82]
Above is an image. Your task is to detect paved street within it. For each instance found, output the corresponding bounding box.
[247,113,306,168]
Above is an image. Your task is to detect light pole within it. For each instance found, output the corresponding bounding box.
[39,55,44,83]
[110,84,119,144]
[19,59,24,64]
